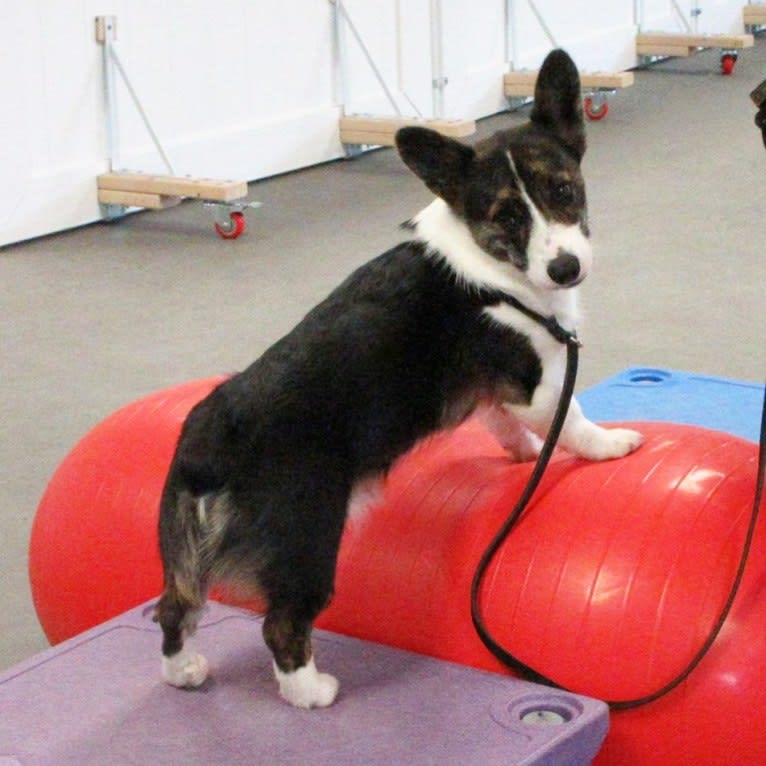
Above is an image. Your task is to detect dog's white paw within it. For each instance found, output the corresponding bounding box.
[579,427,644,461]
[162,650,210,688]
[508,429,544,462]
[478,404,542,462]
[274,657,339,709]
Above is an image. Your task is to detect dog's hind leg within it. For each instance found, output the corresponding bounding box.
[156,583,209,688]
[156,492,211,688]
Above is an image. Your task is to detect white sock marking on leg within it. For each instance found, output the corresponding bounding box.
[162,640,210,688]
[273,657,339,709]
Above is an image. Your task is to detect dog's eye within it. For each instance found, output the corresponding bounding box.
[552,182,574,204]
[492,201,520,228]
[495,209,517,227]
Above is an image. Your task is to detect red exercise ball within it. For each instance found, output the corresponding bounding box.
[321,419,765,766]
[29,377,225,644]
[30,379,764,766]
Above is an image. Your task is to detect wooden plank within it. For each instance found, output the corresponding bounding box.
[502,72,538,92]
[744,4,766,24]
[339,116,476,146]
[504,70,634,97]
[636,43,696,57]
[636,32,754,50]
[504,84,537,98]
[97,173,248,202]
[582,71,635,89]
[338,131,400,147]
[97,189,182,209]
[340,116,476,137]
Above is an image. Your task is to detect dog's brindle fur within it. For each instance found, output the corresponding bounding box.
[156,50,642,708]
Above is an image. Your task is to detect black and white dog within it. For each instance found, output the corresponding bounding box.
[156,49,642,709]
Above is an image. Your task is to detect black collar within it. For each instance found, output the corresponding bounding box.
[477,287,582,347]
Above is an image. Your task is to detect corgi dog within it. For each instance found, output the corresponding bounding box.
[156,49,642,709]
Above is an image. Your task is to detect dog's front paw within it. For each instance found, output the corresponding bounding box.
[162,650,210,688]
[478,404,543,462]
[577,427,643,461]
[275,658,339,709]
[507,429,544,462]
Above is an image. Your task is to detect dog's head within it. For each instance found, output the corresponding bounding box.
[396,49,590,292]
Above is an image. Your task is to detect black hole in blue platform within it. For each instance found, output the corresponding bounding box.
[628,369,671,385]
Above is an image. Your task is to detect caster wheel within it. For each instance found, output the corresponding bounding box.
[214,211,246,239]
[583,96,608,121]
[721,54,737,76]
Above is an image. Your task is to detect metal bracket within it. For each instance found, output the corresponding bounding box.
[204,200,262,227]
[96,15,175,176]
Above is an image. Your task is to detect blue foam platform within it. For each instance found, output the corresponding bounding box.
[580,367,764,443]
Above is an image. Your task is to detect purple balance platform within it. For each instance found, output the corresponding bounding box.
[0,600,608,766]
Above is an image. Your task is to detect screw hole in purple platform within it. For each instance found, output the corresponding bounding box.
[519,704,574,726]
[496,693,584,730]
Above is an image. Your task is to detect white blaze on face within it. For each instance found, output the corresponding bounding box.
[506,151,592,290]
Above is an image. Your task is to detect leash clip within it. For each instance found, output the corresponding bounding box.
[544,316,582,348]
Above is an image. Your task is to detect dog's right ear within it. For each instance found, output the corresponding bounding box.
[396,126,475,210]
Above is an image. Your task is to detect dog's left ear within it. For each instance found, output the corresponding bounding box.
[396,126,476,210]
[530,49,586,162]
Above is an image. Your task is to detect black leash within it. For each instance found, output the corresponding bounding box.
[471,291,766,710]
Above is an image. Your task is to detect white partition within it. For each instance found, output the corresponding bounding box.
[1,0,344,246]
[1,0,676,247]
[507,0,637,74]
[637,0,746,34]
[1,3,110,247]
[336,0,410,117]
[441,0,508,118]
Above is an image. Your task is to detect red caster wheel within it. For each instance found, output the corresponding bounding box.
[583,96,608,121]
[721,53,737,76]
[214,211,246,239]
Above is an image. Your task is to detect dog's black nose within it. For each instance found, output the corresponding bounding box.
[547,252,581,286]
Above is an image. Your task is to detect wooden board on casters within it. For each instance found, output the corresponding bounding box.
[504,70,634,98]
[97,173,248,209]
[339,116,476,147]
[97,189,181,210]
[636,32,754,57]
[744,4,766,26]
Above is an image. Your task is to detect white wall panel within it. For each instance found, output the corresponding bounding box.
[637,0,680,31]
[4,0,744,246]
[396,1,434,118]
[442,0,508,118]
[637,0,744,34]
[509,0,637,73]
[0,1,114,246]
[338,0,401,115]
[108,0,339,178]
[0,1,347,245]
[690,1,745,34]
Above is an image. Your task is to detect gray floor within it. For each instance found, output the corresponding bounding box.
[2,43,765,672]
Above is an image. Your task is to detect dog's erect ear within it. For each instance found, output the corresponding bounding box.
[530,49,586,161]
[396,126,476,209]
